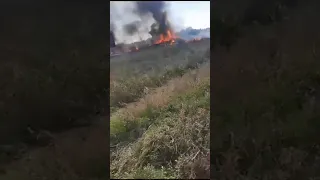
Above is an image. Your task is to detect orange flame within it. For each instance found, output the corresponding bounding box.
[155,29,177,45]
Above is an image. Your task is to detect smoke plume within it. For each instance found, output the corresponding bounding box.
[110,1,173,44]
[124,20,141,35]
[135,1,166,23]
[134,1,171,37]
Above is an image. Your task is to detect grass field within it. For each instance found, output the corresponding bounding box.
[0,39,210,180]
[110,40,210,179]
[110,40,210,110]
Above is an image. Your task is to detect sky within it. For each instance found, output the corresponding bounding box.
[167,1,210,29]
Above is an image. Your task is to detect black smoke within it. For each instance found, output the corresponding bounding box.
[133,1,169,36]
[110,1,172,44]
[124,20,141,35]
[135,1,166,22]
[158,11,170,35]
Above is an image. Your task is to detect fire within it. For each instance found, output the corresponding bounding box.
[155,29,177,45]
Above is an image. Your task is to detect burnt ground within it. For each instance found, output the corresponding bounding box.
[111,39,209,78]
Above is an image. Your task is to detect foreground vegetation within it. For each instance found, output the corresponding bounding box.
[110,40,210,179]
[111,66,210,179]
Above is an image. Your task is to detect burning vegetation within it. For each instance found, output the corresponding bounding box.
[155,29,177,45]
[149,11,178,45]
[110,1,207,56]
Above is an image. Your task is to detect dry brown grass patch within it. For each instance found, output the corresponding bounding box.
[112,64,210,122]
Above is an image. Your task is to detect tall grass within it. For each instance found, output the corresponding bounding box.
[111,81,210,179]
[110,45,210,111]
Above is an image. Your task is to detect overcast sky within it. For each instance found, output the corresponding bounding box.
[167,1,210,29]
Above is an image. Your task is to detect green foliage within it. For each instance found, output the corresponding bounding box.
[111,80,210,179]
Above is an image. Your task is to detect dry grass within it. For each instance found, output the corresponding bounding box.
[110,40,210,110]
[112,64,209,123]
[110,67,186,110]
[109,39,210,179]
[110,63,210,179]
